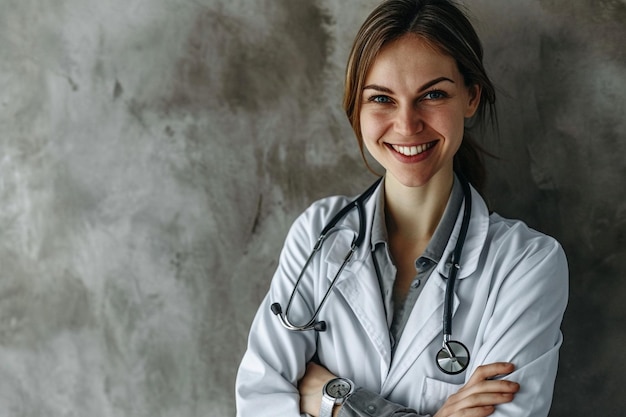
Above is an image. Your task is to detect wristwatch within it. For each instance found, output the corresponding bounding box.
[319,377,355,417]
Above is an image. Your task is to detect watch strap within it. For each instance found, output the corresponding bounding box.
[320,377,354,417]
[319,394,336,417]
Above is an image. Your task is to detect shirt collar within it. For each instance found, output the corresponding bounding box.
[371,180,388,248]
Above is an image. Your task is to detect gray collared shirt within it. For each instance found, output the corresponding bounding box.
[370,175,465,352]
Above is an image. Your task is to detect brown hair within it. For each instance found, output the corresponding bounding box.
[344,0,496,194]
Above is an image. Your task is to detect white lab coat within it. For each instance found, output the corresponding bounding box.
[236,181,568,417]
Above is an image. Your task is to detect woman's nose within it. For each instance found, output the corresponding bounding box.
[394,106,423,136]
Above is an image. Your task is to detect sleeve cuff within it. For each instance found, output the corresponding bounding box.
[338,387,424,417]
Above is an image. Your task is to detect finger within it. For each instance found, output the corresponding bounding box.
[453,393,515,410]
[444,392,516,416]
[446,380,519,410]
[454,405,496,417]
[457,380,520,401]
[466,379,520,395]
[445,405,495,417]
[465,363,515,387]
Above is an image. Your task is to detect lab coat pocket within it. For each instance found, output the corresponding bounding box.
[419,376,462,416]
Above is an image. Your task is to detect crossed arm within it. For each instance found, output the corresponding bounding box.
[298,362,520,417]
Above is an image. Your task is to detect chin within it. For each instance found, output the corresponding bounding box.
[386,165,454,190]
[389,172,434,189]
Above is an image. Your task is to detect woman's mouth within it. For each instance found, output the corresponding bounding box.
[389,141,436,156]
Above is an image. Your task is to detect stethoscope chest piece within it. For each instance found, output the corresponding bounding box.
[436,339,470,375]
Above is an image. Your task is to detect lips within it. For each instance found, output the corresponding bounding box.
[389,141,436,156]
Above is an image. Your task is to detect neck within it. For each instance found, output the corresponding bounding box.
[384,171,454,243]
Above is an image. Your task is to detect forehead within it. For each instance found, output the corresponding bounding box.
[364,35,461,83]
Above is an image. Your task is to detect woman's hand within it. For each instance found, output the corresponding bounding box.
[298,362,337,417]
[434,362,520,417]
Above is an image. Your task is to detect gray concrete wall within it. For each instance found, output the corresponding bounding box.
[0,0,624,415]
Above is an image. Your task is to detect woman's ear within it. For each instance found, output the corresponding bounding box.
[464,84,482,118]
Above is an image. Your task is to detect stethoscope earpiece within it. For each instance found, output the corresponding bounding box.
[314,321,327,332]
[270,303,282,316]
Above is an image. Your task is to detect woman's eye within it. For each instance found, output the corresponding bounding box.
[423,90,447,100]
[369,95,392,104]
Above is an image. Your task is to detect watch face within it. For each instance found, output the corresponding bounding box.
[326,379,351,398]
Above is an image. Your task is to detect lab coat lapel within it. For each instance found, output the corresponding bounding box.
[322,184,392,374]
[381,273,459,393]
[334,255,392,374]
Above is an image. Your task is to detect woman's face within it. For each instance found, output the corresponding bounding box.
[359,34,480,188]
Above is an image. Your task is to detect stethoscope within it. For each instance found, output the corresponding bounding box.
[271,174,472,375]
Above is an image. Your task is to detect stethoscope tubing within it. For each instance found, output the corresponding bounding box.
[442,175,472,337]
[271,177,382,331]
[436,173,472,374]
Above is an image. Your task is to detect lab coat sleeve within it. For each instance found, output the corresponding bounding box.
[235,203,329,417]
[340,388,425,417]
[469,230,569,417]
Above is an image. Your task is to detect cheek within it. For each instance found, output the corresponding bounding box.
[359,116,383,156]
[359,111,386,141]
[359,113,372,141]
[430,108,466,142]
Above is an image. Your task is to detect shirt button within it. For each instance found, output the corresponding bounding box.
[366,404,377,414]
[411,279,421,288]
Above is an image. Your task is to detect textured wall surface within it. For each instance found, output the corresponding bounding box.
[0,0,624,416]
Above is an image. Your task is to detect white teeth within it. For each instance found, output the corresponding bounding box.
[391,142,434,156]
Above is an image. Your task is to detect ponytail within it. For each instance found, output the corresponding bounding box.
[453,134,495,197]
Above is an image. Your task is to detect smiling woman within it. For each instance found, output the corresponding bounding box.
[358,35,480,189]
[236,1,568,416]
[343,1,497,196]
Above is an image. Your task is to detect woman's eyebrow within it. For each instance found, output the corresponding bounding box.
[363,76,455,93]
[419,77,455,91]
[362,84,393,93]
